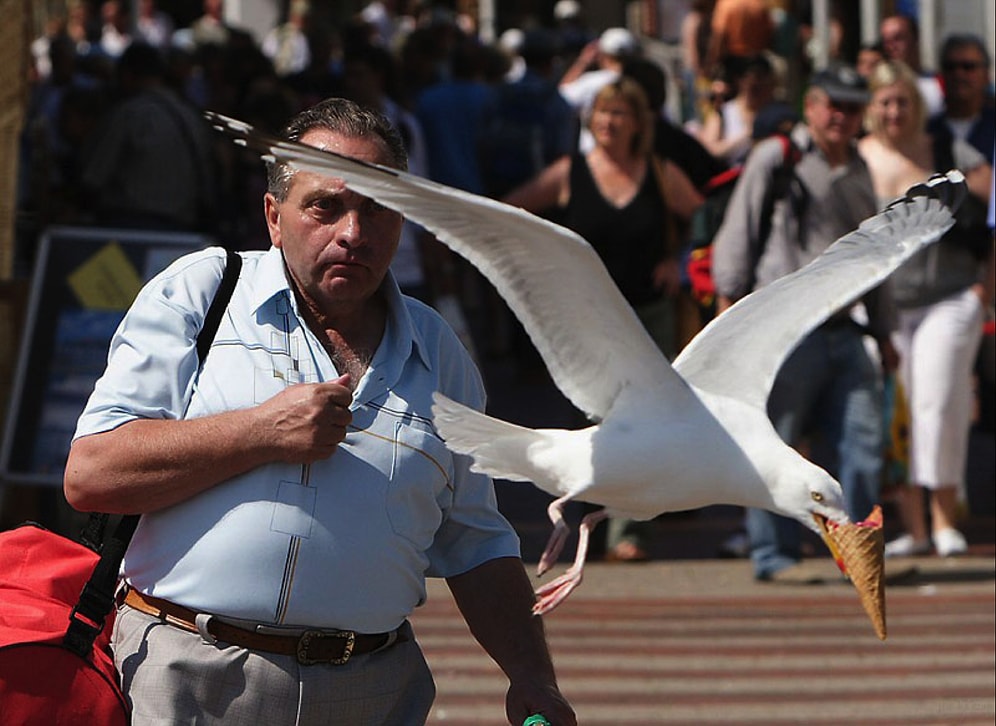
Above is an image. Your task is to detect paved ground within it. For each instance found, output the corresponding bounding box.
[413,553,996,725]
[412,348,996,725]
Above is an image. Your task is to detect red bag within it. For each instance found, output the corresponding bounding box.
[0,523,129,725]
[0,250,242,723]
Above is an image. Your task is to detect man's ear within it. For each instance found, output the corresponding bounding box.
[264,193,282,248]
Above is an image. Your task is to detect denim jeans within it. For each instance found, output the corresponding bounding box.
[748,323,884,579]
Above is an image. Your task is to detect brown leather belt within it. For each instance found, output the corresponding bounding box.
[123,588,407,665]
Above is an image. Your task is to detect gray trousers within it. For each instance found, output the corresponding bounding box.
[113,604,435,725]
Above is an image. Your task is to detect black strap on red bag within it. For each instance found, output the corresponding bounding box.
[64,248,242,658]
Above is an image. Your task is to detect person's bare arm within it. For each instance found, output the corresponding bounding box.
[696,110,725,156]
[558,39,600,87]
[716,294,736,314]
[447,557,576,726]
[502,156,571,214]
[965,161,992,202]
[64,376,353,514]
[660,158,705,220]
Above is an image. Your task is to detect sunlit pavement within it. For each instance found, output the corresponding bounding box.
[414,552,995,725]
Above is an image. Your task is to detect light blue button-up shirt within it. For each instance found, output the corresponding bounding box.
[75,246,520,632]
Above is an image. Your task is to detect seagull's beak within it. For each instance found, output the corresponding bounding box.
[813,513,847,575]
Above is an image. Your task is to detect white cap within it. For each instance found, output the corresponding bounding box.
[499,28,525,54]
[360,2,387,23]
[598,27,639,57]
[554,0,581,21]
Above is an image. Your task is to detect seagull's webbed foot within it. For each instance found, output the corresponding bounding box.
[536,496,573,577]
[533,508,608,615]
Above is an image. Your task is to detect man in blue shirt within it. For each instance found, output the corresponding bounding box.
[65,98,575,726]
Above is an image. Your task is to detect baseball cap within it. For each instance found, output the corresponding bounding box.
[553,0,581,21]
[499,28,525,54]
[598,28,640,57]
[809,64,870,104]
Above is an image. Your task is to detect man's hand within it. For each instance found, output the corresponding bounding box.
[257,375,353,463]
[506,680,577,726]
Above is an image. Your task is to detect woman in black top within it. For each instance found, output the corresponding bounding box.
[503,77,703,560]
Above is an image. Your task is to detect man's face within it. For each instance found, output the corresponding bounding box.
[880,17,915,66]
[265,129,403,313]
[941,46,989,108]
[805,89,865,150]
[856,48,884,79]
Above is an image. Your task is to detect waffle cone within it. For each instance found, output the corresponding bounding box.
[830,517,886,640]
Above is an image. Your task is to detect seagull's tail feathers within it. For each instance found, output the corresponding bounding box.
[431,393,555,488]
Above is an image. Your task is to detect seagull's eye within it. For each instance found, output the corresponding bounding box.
[811,492,825,503]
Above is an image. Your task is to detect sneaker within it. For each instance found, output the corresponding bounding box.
[933,528,967,557]
[884,534,931,558]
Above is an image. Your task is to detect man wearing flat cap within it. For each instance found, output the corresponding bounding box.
[711,64,897,583]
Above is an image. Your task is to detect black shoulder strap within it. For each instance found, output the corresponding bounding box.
[66,249,242,657]
[197,249,242,362]
[758,134,803,250]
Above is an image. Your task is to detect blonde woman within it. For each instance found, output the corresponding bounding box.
[858,61,993,557]
[504,77,702,355]
[504,77,702,560]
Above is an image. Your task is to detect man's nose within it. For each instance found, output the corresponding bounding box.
[337,207,366,249]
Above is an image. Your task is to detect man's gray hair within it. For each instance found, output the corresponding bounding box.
[266,97,408,201]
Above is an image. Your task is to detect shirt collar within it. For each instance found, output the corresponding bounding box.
[251,246,293,314]
[378,266,434,372]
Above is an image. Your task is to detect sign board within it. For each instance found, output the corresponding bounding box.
[0,227,214,486]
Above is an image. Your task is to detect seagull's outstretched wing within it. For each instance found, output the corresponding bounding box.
[206,111,681,420]
[674,171,965,407]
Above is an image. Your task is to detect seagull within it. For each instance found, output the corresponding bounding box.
[206,110,963,620]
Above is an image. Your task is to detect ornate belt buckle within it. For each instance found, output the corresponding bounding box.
[297,629,355,665]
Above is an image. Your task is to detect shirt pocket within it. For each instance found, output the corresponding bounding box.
[386,419,454,548]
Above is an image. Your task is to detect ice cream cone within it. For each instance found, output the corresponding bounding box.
[829,507,886,640]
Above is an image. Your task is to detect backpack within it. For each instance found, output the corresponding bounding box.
[684,134,802,309]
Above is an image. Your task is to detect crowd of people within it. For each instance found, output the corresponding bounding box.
[19,0,996,575]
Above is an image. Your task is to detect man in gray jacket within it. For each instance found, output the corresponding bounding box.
[711,65,896,582]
